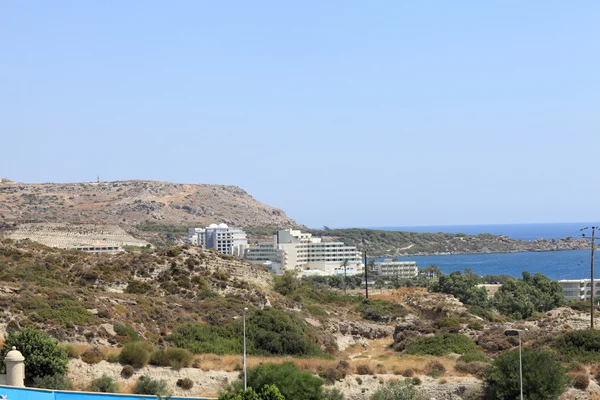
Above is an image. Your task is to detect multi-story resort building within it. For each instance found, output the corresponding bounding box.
[187,223,248,257]
[245,229,362,275]
[372,259,418,278]
[558,279,600,300]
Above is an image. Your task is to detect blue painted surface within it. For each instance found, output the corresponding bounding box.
[0,386,212,400]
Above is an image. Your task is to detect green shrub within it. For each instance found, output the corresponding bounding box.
[133,375,168,396]
[466,321,484,331]
[119,342,152,368]
[356,364,374,375]
[36,297,95,325]
[425,360,446,377]
[170,308,322,357]
[61,344,80,358]
[121,365,134,379]
[106,353,120,363]
[573,373,589,390]
[81,347,105,364]
[356,299,408,322]
[454,361,488,379]
[404,333,479,356]
[219,384,285,400]
[0,327,68,384]
[32,373,71,390]
[434,317,462,331]
[485,349,567,400]
[305,305,328,317]
[246,362,323,400]
[150,347,193,369]
[125,280,152,294]
[90,374,118,393]
[113,323,141,343]
[553,329,600,362]
[567,299,591,313]
[177,378,194,390]
[371,379,420,400]
[458,351,488,363]
[318,367,345,385]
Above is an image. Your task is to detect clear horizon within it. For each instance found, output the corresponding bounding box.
[3,1,600,227]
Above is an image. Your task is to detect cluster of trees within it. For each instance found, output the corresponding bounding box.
[169,307,322,357]
[429,269,565,319]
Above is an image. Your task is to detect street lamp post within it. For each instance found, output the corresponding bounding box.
[243,307,248,390]
[505,329,526,400]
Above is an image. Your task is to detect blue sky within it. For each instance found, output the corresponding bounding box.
[1,1,599,228]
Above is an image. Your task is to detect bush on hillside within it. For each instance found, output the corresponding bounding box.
[356,364,374,375]
[433,317,462,331]
[245,362,323,400]
[485,349,567,400]
[553,329,600,362]
[219,384,285,400]
[177,378,194,390]
[61,343,80,358]
[90,374,118,393]
[370,379,420,400]
[170,307,322,357]
[133,375,168,396]
[119,341,152,368]
[425,360,446,377]
[113,323,141,343]
[150,347,193,369]
[573,374,590,390]
[454,361,488,379]
[81,347,105,364]
[121,365,134,379]
[403,333,479,357]
[0,327,68,384]
[356,299,408,322]
[32,373,71,390]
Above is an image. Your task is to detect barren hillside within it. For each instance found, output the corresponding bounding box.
[0,179,297,230]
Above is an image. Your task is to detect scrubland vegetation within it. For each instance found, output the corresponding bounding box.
[0,238,599,399]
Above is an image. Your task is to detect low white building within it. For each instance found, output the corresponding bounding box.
[245,229,362,275]
[372,259,418,278]
[187,223,248,257]
[558,279,600,300]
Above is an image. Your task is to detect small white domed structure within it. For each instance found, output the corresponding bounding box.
[5,346,25,387]
[209,223,218,229]
[218,223,229,229]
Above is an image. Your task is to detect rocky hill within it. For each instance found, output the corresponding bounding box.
[0,179,297,230]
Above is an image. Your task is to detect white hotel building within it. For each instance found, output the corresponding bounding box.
[187,223,248,257]
[245,229,363,275]
[558,279,600,300]
[372,259,418,278]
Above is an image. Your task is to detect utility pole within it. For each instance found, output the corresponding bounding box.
[592,227,596,329]
[364,249,369,299]
[581,226,597,329]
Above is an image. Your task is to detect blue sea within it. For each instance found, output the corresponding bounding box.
[373,223,600,280]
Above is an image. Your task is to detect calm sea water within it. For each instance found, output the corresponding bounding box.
[373,223,599,280]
